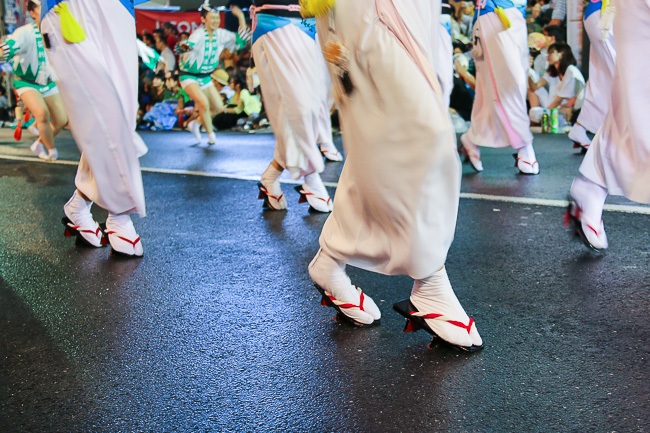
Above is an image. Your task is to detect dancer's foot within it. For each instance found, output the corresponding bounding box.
[568,124,591,152]
[207,132,217,145]
[567,176,608,251]
[296,173,332,213]
[105,213,143,257]
[514,144,539,175]
[565,200,608,251]
[39,148,58,161]
[258,163,287,210]
[459,134,483,172]
[394,267,482,351]
[309,249,380,326]
[320,142,343,162]
[30,139,45,157]
[188,120,202,143]
[63,190,105,247]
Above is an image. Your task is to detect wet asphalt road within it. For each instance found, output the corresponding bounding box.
[0,128,648,432]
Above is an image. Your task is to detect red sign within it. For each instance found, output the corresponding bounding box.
[135,10,226,35]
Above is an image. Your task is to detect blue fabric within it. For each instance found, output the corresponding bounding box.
[252,14,316,44]
[141,102,178,131]
[477,0,526,19]
[41,0,63,16]
[43,0,142,17]
[443,21,452,36]
[584,1,602,20]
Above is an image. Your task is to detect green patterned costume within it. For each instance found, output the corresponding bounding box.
[0,23,57,94]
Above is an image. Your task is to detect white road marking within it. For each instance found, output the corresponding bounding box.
[2,155,649,215]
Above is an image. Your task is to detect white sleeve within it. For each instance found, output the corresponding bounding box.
[0,26,27,61]
[557,67,577,99]
[217,28,237,52]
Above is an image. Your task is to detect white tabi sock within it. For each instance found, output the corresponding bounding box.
[517,143,540,174]
[64,190,103,247]
[570,175,607,224]
[411,266,482,348]
[106,212,143,256]
[308,248,381,323]
[260,163,286,210]
[303,172,332,212]
[568,123,591,146]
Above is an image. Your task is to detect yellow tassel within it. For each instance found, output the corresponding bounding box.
[54,2,86,44]
[495,7,511,29]
[601,0,609,15]
[299,0,335,18]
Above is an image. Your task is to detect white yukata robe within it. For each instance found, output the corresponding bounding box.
[436,18,454,109]
[41,0,147,216]
[252,16,325,179]
[316,48,335,150]
[579,1,650,204]
[462,6,532,150]
[576,6,616,134]
[317,0,460,280]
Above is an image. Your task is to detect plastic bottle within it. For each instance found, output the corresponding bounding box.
[541,110,549,133]
[550,108,559,134]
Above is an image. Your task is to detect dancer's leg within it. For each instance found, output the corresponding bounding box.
[20,89,58,160]
[202,84,224,144]
[258,160,287,210]
[569,174,608,250]
[408,266,482,349]
[309,248,381,325]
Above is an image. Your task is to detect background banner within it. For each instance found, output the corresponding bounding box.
[135,10,230,35]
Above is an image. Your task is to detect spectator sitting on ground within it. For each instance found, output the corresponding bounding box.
[213,74,261,131]
[533,25,565,83]
[149,71,173,105]
[165,71,194,125]
[211,69,235,103]
[528,43,585,128]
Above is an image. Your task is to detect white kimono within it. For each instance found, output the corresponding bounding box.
[579,1,650,204]
[462,6,532,150]
[252,14,325,179]
[317,0,459,280]
[576,9,616,134]
[42,0,146,216]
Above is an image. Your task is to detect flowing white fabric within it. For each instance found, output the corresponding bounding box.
[579,1,650,204]
[436,24,454,109]
[462,9,532,149]
[318,0,459,279]
[42,0,146,216]
[313,32,335,147]
[252,24,325,179]
[576,11,616,134]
